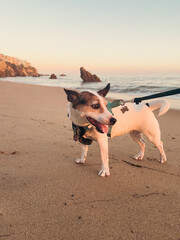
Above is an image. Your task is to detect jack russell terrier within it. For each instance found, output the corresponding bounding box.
[64,83,169,177]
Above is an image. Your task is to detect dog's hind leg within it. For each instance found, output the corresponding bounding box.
[75,144,88,164]
[130,130,145,160]
[146,135,167,163]
[143,118,167,163]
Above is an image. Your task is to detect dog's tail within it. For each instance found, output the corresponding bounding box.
[147,99,170,117]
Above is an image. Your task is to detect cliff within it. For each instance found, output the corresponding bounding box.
[80,67,101,82]
[0,54,39,77]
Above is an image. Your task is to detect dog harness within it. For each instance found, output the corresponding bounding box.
[72,100,123,144]
[72,122,93,145]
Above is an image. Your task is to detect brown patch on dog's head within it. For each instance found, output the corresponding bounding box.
[64,88,108,114]
[64,84,110,112]
[76,91,107,114]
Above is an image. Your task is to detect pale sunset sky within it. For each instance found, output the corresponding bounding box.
[1,0,180,74]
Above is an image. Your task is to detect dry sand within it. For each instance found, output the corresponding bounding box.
[0,81,180,240]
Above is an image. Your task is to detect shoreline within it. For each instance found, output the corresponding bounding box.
[0,81,180,240]
[1,79,180,110]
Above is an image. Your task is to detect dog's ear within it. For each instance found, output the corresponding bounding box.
[97,83,110,97]
[64,89,80,103]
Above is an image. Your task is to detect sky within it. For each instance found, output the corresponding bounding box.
[1,0,180,74]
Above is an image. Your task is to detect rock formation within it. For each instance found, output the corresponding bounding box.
[49,74,57,79]
[0,54,39,77]
[80,67,101,82]
[60,74,66,77]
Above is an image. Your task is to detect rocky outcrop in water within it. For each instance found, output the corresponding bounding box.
[0,54,39,77]
[80,67,101,82]
[49,74,57,79]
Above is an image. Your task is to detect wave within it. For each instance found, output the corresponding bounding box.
[0,74,179,99]
[111,85,175,93]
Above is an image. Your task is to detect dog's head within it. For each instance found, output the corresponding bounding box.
[64,83,117,133]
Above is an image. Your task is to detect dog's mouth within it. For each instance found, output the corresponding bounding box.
[86,117,108,134]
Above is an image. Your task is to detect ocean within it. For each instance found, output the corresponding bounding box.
[1,73,180,108]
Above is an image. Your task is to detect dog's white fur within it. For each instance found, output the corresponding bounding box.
[65,87,170,177]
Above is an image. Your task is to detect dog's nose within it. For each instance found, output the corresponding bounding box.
[110,117,117,125]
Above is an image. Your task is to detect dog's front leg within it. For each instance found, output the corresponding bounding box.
[75,144,88,164]
[97,135,110,177]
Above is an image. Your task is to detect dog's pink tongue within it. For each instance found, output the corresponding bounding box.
[101,124,108,133]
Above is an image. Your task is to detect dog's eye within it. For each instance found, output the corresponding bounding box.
[91,103,100,109]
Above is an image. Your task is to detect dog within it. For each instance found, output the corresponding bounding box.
[64,83,169,177]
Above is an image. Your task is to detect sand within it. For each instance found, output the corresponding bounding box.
[0,81,180,240]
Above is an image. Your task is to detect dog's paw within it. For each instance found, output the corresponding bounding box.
[160,156,167,164]
[98,168,110,177]
[133,153,144,160]
[75,158,85,164]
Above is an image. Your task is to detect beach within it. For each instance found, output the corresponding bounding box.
[0,81,180,240]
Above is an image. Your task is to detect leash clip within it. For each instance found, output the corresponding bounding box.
[121,99,135,105]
